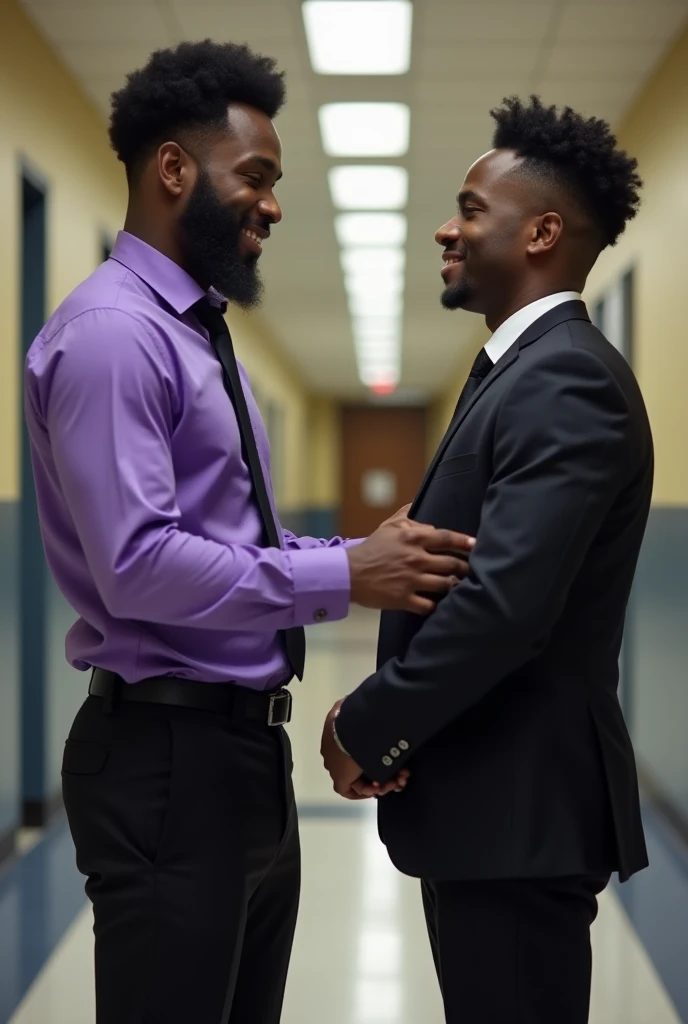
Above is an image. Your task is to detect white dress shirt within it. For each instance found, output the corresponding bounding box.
[484,292,582,365]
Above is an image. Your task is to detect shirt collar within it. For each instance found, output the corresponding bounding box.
[110,231,226,315]
[484,291,582,365]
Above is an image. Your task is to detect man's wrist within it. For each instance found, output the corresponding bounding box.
[332,707,350,756]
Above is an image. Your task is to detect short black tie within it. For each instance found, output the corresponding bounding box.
[453,348,493,420]
[192,298,306,682]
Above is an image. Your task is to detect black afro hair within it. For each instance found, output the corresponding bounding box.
[490,95,642,249]
[109,39,286,177]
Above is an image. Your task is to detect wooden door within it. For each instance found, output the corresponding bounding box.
[341,406,427,539]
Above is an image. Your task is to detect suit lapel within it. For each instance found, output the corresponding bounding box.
[411,301,590,515]
[411,345,518,514]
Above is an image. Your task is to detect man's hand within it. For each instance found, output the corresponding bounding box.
[347,512,475,615]
[320,700,409,800]
[380,503,413,527]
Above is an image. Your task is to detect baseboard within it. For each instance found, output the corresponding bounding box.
[22,787,64,828]
[0,825,16,866]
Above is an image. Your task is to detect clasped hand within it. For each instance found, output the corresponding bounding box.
[320,699,410,801]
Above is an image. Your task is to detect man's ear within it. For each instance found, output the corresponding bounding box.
[527,212,563,256]
[157,142,195,198]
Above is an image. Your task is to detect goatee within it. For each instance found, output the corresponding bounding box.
[441,279,474,310]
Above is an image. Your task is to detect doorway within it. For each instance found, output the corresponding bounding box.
[19,168,48,825]
[341,406,427,539]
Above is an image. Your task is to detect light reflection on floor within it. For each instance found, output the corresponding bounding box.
[8,609,683,1024]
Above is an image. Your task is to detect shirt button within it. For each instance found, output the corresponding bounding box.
[390,747,401,758]
[382,755,394,767]
[399,740,409,751]
[314,608,328,622]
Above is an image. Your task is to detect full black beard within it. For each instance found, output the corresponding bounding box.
[179,170,264,310]
[441,279,474,310]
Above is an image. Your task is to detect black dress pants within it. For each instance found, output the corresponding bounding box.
[62,695,300,1024]
[422,874,610,1024]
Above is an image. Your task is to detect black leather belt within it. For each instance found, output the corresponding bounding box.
[88,668,293,726]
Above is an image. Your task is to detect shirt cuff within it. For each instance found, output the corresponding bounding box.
[286,545,351,626]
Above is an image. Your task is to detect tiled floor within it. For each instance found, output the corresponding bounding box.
[5,609,684,1024]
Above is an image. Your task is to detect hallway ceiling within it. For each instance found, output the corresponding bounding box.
[20,0,688,400]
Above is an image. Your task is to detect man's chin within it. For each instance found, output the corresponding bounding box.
[232,289,263,312]
[214,266,264,311]
[440,284,474,311]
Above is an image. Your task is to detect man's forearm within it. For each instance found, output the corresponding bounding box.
[331,706,351,756]
[80,525,352,630]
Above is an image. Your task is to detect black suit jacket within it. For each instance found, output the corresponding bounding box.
[336,302,652,883]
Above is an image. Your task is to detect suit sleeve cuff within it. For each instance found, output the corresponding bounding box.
[336,684,414,784]
[286,545,351,627]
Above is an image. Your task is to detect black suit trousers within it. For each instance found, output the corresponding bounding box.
[62,695,300,1024]
[422,874,610,1024]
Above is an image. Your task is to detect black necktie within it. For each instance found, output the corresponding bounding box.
[453,347,494,420]
[192,298,306,682]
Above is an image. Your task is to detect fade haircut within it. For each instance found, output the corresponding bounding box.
[490,95,642,249]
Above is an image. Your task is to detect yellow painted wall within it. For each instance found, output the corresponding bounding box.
[0,0,319,516]
[305,397,341,510]
[431,25,688,505]
[584,25,688,505]
[0,0,125,500]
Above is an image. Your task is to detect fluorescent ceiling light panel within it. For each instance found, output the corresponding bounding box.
[335,213,407,248]
[329,166,408,210]
[345,273,404,297]
[358,352,399,366]
[358,353,400,370]
[319,104,410,157]
[352,329,401,346]
[359,365,400,388]
[354,340,400,357]
[352,315,402,337]
[302,1,412,76]
[358,363,400,380]
[340,247,406,276]
[356,339,398,351]
[355,340,401,357]
[355,344,400,363]
[353,319,402,392]
[349,292,403,317]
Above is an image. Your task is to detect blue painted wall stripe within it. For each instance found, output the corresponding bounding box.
[631,507,688,823]
[615,802,688,1022]
[0,502,20,841]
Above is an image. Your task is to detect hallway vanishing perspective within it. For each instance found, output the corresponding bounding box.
[3,0,688,1021]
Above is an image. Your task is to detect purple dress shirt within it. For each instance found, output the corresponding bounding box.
[25,231,353,690]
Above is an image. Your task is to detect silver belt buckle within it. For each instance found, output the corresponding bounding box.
[267,688,292,726]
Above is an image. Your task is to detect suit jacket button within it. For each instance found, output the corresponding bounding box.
[382,755,393,767]
[314,608,327,622]
[399,740,409,751]
[390,747,401,758]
